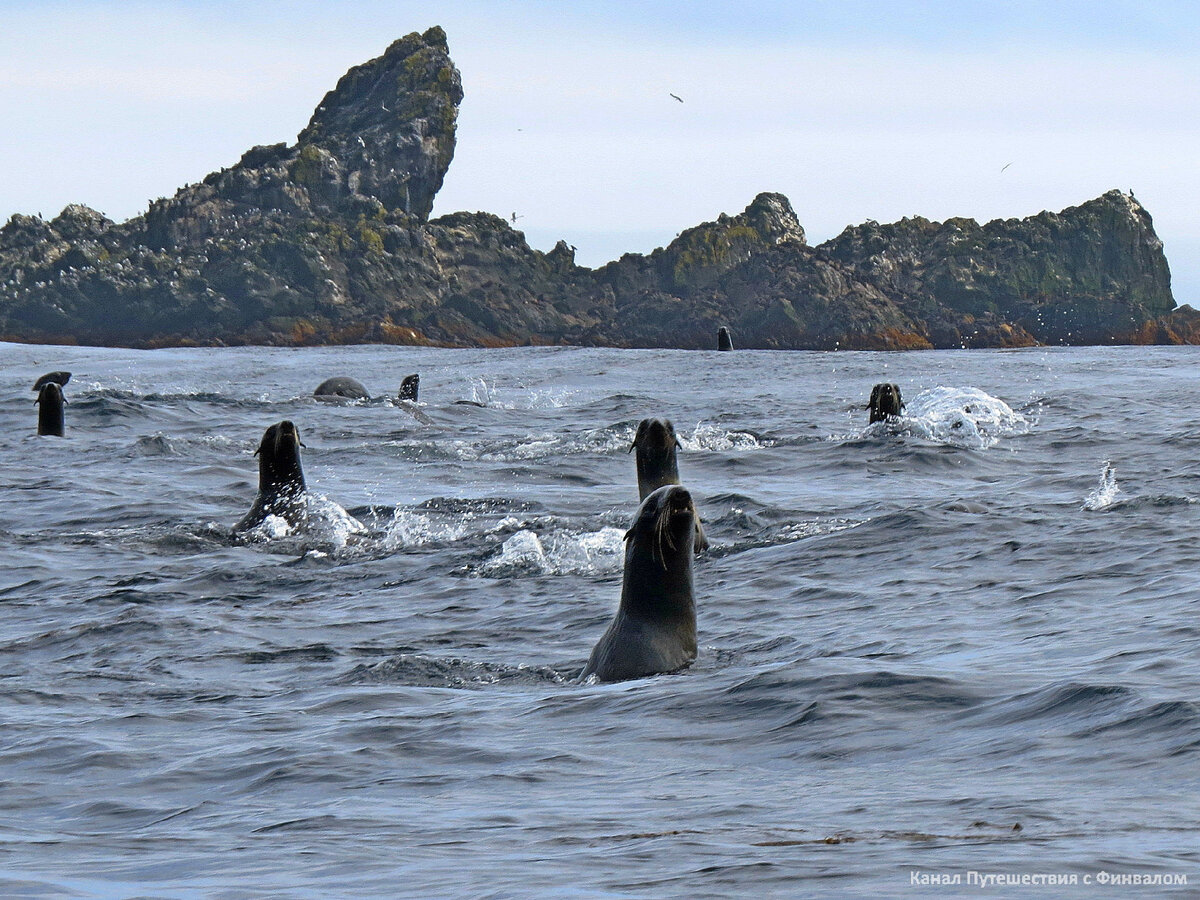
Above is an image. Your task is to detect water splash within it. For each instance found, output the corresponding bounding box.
[1083,461,1120,511]
[464,375,493,406]
[476,526,626,577]
[247,514,293,541]
[679,422,765,452]
[381,508,470,549]
[304,495,367,549]
[847,386,1030,450]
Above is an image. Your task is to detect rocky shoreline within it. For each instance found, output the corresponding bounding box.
[2,27,1194,350]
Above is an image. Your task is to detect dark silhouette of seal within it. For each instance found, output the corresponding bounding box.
[398,374,419,402]
[235,420,308,532]
[32,371,71,391]
[582,485,699,683]
[314,377,369,400]
[630,418,708,552]
[717,326,734,351]
[868,383,905,423]
[36,382,65,436]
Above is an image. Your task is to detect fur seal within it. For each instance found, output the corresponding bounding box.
[32,371,71,391]
[717,326,734,351]
[630,418,708,552]
[868,383,905,423]
[582,485,699,682]
[398,374,419,402]
[235,420,308,532]
[35,382,65,436]
[314,377,370,401]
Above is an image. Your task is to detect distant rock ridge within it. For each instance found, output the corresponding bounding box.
[0,28,1187,349]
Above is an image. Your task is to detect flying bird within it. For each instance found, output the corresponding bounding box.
[1001,162,1012,172]
[669,92,683,103]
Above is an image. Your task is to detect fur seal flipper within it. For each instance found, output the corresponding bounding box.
[36,382,65,436]
[582,485,699,683]
[398,374,419,402]
[868,383,905,423]
[235,420,308,532]
[630,418,708,553]
[32,371,71,391]
[314,377,370,400]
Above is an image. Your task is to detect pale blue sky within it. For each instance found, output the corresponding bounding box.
[2,1,1197,303]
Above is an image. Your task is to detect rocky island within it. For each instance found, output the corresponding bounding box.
[1,26,1194,350]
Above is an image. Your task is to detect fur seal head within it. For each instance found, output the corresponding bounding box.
[236,420,308,532]
[32,371,71,392]
[868,383,905,423]
[581,484,698,683]
[630,417,709,553]
[36,382,65,436]
[630,417,682,500]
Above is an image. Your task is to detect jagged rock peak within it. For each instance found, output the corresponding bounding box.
[739,192,806,245]
[50,204,113,239]
[655,191,806,291]
[296,26,463,219]
[1062,188,1164,251]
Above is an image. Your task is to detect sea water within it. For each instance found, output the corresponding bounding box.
[1,342,1198,897]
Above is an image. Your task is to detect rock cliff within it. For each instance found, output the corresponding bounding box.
[0,28,1181,350]
[820,190,1175,347]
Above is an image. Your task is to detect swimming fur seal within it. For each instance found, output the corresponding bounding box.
[717,326,733,351]
[398,374,419,402]
[36,382,65,436]
[630,418,708,552]
[582,485,699,682]
[235,420,308,532]
[32,371,71,391]
[868,383,905,423]
[314,377,370,401]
